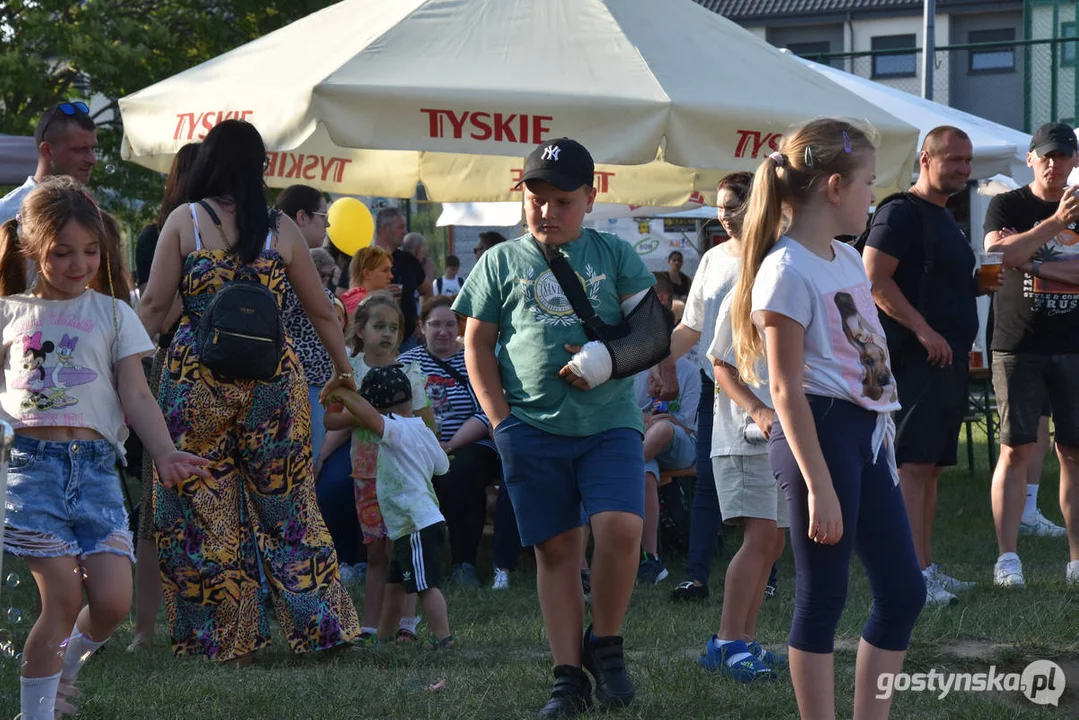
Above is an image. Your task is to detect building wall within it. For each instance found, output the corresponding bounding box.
[849,15,952,102]
[766,23,846,67]
[948,11,1025,130]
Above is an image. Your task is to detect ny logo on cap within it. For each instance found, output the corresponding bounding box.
[542,145,561,161]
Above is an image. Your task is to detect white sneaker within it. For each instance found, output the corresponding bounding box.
[1067,562,1079,587]
[994,554,1025,588]
[929,564,975,593]
[491,568,510,590]
[339,563,356,585]
[1020,509,1067,537]
[923,571,959,606]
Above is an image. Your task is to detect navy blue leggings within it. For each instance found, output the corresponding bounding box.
[769,396,925,654]
[685,371,723,584]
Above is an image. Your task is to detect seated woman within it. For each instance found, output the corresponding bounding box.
[399,296,519,587]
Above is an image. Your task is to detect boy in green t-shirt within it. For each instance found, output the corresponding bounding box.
[453,138,654,718]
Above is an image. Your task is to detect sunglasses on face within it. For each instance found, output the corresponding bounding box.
[40,101,90,140]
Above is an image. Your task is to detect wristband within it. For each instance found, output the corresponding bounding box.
[335,369,353,379]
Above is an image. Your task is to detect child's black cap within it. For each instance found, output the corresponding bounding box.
[360,364,413,410]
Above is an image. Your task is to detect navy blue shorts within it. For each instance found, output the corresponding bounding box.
[493,415,644,547]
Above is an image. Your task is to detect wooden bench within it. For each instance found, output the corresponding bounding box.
[659,465,696,487]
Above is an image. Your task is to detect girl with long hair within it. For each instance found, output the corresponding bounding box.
[731,119,925,717]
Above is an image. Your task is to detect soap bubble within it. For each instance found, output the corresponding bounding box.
[0,628,12,644]
[104,164,117,175]
[7,607,22,624]
[5,572,19,589]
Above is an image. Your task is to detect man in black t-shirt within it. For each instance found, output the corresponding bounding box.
[367,206,431,350]
[983,122,1079,590]
[864,126,997,606]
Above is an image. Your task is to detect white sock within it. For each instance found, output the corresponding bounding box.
[1067,560,1079,577]
[398,615,420,634]
[21,671,61,720]
[60,625,107,682]
[1023,484,1039,520]
[713,637,752,666]
[998,552,1020,564]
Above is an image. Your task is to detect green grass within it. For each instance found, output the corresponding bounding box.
[1,429,1078,719]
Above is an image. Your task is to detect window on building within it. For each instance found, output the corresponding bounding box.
[969,28,1016,73]
[786,40,831,61]
[1064,22,1077,67]
[872,34,917,79]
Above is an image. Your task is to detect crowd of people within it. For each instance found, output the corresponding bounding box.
[1,100,1077,720]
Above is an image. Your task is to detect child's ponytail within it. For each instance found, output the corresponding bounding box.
[0,218,28,296]
[732,158,784,386]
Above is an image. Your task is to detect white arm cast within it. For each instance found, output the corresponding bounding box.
[565,289,650,388]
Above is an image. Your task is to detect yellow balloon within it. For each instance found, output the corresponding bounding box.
[326,198,374,255]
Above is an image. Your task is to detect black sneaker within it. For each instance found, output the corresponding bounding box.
[581,625,634,709]
[636,553,669,585]
[765,563,778,599]
[539,664,592,719]
[670,580,709,602]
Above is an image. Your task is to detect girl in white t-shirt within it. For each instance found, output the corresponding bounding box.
[0,179,209,720]
[730,119,925,718]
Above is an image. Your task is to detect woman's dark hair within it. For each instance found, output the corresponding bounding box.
[717,171,753,205]
[478,231,507,250]
[185,120,269,265]
[275,184,324,221]
[668,250,683,262]
[419,294,454,324]
[155,143,200,230]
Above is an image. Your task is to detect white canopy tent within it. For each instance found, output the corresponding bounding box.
[119,0,919,207]
[0,135,37,186]
[796,56,1033,185]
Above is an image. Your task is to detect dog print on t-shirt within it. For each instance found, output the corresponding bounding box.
[828,286,896,405]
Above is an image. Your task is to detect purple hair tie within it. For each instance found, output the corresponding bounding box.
[768,152,786,167]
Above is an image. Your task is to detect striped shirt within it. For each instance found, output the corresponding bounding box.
[397,345,495,451]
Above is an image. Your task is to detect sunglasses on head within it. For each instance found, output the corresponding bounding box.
[40,101,90,140]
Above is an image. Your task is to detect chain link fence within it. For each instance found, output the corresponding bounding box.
[800,16,1079,134]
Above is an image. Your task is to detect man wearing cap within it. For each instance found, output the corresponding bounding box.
[983,121,1079,589]
[454,138,655,718]
[0,102,98,224]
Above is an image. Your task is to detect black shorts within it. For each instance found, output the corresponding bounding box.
[992,351,1079,447]
[893,350,969,467]
[387,521,446,593]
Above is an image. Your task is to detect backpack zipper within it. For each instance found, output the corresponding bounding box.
[213,329,274,344]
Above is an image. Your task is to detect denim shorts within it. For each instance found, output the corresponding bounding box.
[3,435,134,561]
[643,423,696,481]
[493,415,644,547]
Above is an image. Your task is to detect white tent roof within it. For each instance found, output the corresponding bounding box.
[120,0,919,205]
[795,55,1033,185]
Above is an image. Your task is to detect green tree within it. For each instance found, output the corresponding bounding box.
[0,0,336,232]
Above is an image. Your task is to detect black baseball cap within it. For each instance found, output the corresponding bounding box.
[360,364,412,410]
[1030,122,1077,157]
[516,138,595,192]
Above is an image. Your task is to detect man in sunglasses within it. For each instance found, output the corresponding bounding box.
[0,101,98,224]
